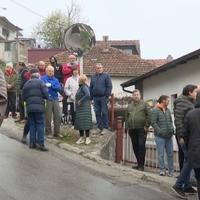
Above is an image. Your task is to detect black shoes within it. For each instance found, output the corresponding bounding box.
[138,166,144,171]
[29,144,36,149]
[29,144,48,151]
[36,145,48,152]
[132,166,139,170]
[21,136,27,144]
[131,165,144,171]
[183,187,197,194]
[171,185,187,199]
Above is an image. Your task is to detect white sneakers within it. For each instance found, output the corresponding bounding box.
[92,128,102,135]
[76,137,91,145]
[85,137,91,145]
[76,137,85,144]
[100,129,109,135]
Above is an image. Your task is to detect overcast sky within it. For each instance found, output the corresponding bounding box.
[1,0,200,59]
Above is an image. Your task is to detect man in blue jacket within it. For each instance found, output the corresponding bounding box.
[22,68,48,151]
[41,65,62,138]
[90,63,112,135]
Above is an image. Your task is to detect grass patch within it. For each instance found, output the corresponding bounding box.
[59,131,79,144]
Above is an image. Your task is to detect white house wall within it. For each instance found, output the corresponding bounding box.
[143,58,200,105]
[142,58,200,151]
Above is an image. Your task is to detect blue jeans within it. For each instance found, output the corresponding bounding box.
[175,143,192,189]
[93,96,109,129]
[28,112,45,145]
[155,136,174,174]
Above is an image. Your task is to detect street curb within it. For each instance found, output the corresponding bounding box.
[46,138,175,190]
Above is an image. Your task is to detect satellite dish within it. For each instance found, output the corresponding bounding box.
[63,23,96,56]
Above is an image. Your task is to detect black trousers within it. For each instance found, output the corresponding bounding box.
[18,94,25,120]
[67,102,75,125]
[6,92,16,117]
[128,128,147,167]
[79,130,90,137]
[176,135,184,171]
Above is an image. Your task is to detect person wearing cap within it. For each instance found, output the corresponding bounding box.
[22,68,49,151]
[64,67,79,126]
[41,65,62,138]
[4,62,17,118]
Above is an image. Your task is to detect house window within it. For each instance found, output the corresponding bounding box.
[2,28,9,38]
[5,42,11,51]
[171,94,178,111]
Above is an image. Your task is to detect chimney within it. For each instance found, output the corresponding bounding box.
[102,35,109,52]
[166,54,173,62]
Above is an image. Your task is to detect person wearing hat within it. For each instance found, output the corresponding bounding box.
[22,68,49,151]
[4,62,17,118]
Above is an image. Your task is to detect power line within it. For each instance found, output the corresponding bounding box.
[9,0,45,18]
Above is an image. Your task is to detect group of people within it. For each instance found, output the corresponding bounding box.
[2,54,200,198]
[0,54,113,151]
[125,85,200,199]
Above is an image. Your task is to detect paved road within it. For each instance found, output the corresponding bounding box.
[0,132,179,200]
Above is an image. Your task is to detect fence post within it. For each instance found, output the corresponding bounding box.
[109,94,115,130]
[116,116,123,163]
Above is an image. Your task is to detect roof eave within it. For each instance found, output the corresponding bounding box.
[121,48,200,88]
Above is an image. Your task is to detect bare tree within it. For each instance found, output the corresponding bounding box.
[32,0,82,48]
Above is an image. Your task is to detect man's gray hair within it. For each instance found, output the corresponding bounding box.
[96,63,103,68]
[31,73,40,78]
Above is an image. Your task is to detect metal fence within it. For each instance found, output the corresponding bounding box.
[122,129,180,172]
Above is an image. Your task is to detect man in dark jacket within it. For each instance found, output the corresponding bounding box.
[172,84,197,198]
[125,89,151,171]
[22,68,48,151]
[90,63,112,135]
[183,95,200,200]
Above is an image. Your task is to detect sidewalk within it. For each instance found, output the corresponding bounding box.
[0,118,176,190]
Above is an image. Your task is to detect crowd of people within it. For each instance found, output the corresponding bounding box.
[125,86,200,199]
[0,54,113,151]
[1,54,200,199]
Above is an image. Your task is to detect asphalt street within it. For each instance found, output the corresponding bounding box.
[0,126,179,200]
